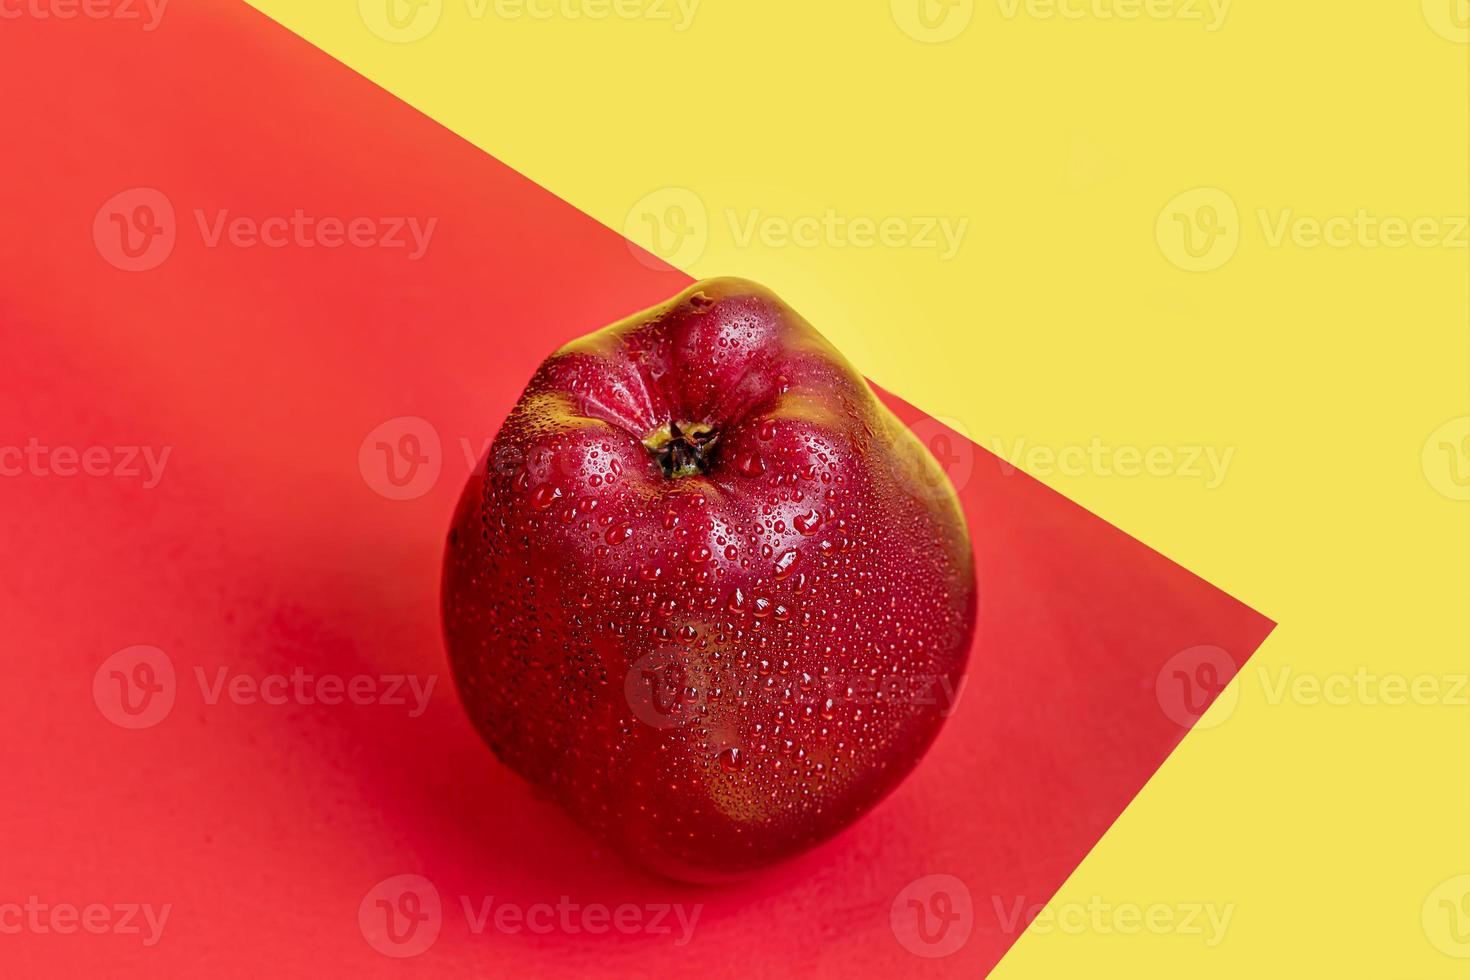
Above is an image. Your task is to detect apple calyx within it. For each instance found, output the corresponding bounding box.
[643,420,720,479]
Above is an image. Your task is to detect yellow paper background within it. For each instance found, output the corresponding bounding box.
[242,1,1470,974]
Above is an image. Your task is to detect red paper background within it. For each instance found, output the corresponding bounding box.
[0,3,1272,976]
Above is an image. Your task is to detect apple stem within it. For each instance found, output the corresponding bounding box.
[646,421,719,479]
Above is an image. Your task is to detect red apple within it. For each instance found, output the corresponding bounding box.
[442,279,975,881]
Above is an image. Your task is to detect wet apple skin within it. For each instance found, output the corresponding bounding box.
[442,278,976,881]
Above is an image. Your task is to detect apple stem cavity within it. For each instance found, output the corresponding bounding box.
[644,421,720,480]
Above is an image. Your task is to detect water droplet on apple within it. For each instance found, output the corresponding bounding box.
[530,484,562,511]
[737,452,765,478]
[793,509,823,535]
